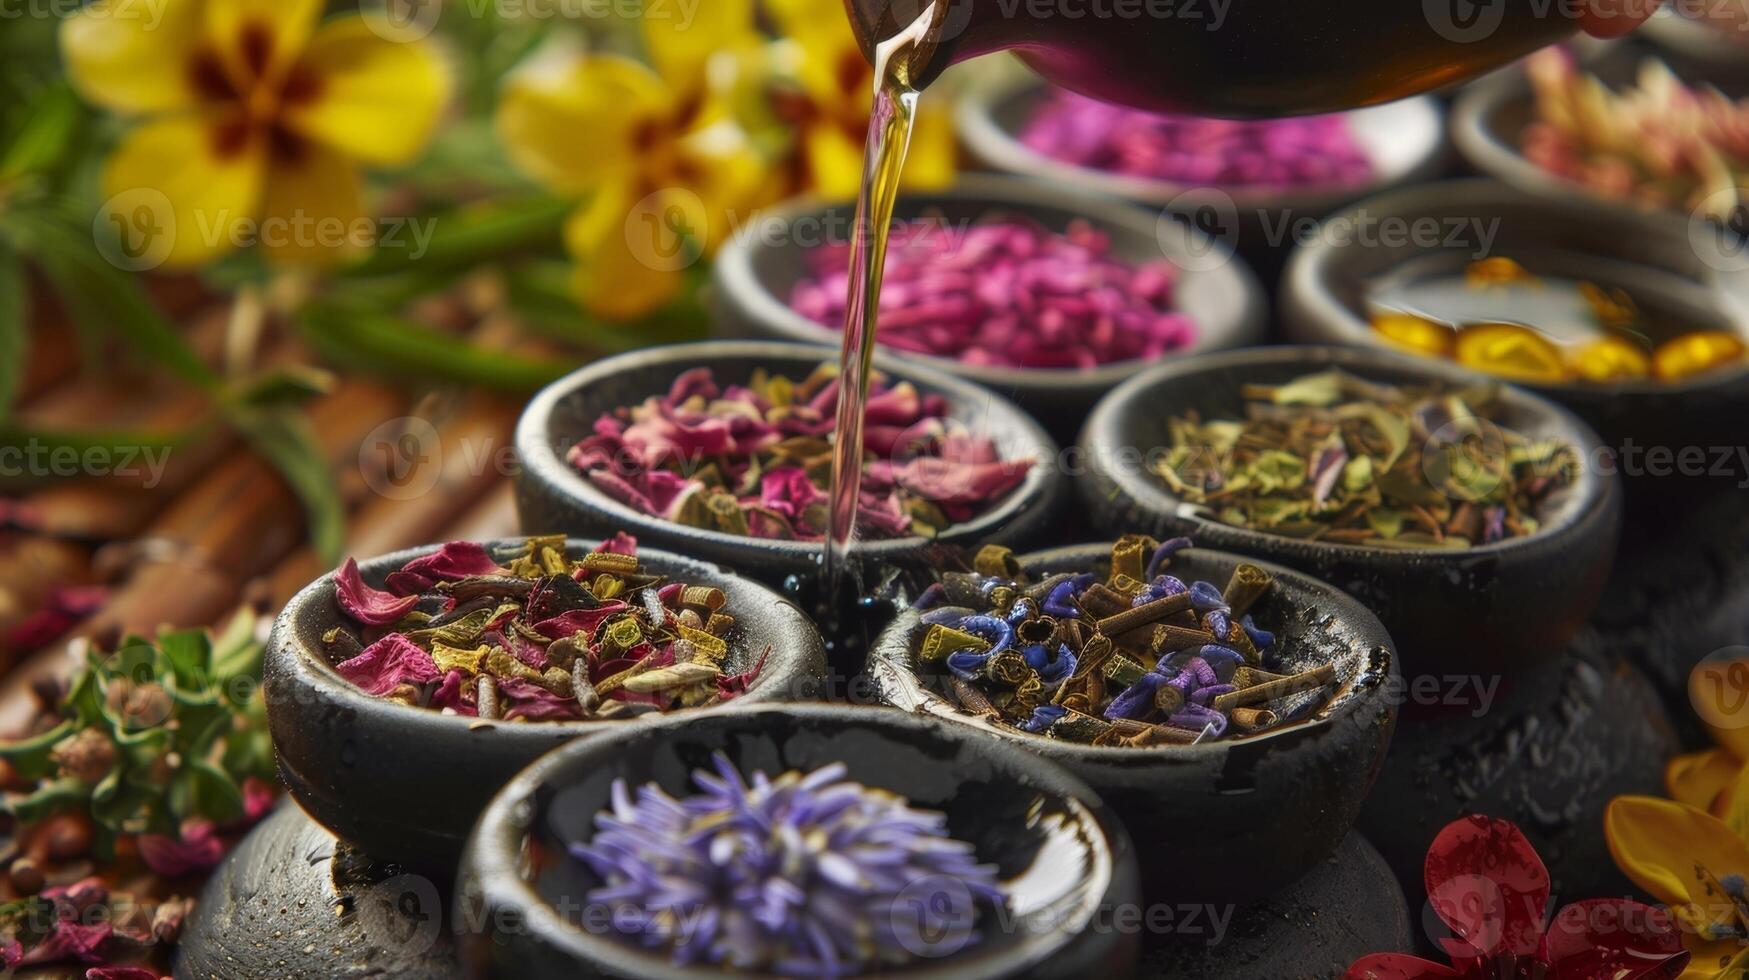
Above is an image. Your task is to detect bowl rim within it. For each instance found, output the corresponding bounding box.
[1078,344,1618,561]
[953,69,1449,213]
[710,173,1268,392]
[1283,177,1749,397]
[513,339,1062,562]
[462,701,1126,980]
[267,536,825,736]
[871,542,1399,761]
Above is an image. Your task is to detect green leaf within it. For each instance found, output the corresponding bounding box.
[0,82,83,180]
[223,365,336,409]
[6,777,89,824]
[0,719,74,780]
[210,610,263,692]
[298,304,572,392]
[156,629,213,689]
[226,408,345,563]
[89,768,151,832]
[175,759,245,824]
[338,194,571,278]
[0,245,26,425]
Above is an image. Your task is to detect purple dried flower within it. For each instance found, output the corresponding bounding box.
[1144,537,1194,579]
[570,755,1004,976]
[1020,88,1374,191]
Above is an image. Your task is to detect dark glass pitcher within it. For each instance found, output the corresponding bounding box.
[845,0,1577,116]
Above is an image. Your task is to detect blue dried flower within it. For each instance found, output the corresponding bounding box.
[571,754,1005,976]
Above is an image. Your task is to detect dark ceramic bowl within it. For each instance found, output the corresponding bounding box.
[514,340,1066,592]
[456,704,1142,979]
[264,538,828,869]
[1283,179,1749,496]
[1076,345,1620,675]
[709,174,1267,443]
[955,68,1447,240]
[869,543,1398,903]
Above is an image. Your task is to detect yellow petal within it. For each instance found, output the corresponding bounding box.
[1683,938,1749,980]
[765,0,866,111]
[641,0,756,97]
[102,114,264,268]
[203,0,324,93]
[256,141,368,267]
[60,0,204,113]
[565,185,686,321]
[1669,748,1744,812]
[1691,656,1749,761]
[802,123,866,201]
[1606,796,1749,917]
[283,17,452,166]
[496,55,667,194]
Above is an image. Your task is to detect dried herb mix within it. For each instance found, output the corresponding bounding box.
[789,219,1196,370]
[1021,88,1375,190]
[570,366,1031,541]
[327,536,763,721]
[914,537,1336,746]
[1152,370,1577,549]
[567,753,1002,975]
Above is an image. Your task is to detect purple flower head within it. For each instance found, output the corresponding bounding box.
[1188,581,1230,615]
[569,755,1004,976]
[1023,705,1069,733]
[1043,580,1081,618]
[1144,537,1194,579]
[1239,615,1274,652]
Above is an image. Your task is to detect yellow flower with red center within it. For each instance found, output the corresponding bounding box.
[1607,654,1749,977]
[761,0,956,200]
[62,0,451,267]
[494,3,771,320]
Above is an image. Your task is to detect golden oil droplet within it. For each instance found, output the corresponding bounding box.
[1454,322,1572,384]
[1370,312,1457,358]
[1465,258,1537,289]
[1652,331,1748,382]
[1568,336,1651,383]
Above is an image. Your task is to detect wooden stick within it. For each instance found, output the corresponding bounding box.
[1212,664,1337,713]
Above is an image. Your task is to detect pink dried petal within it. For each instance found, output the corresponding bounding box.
[384,542,506,595]
[18,921,111,967]
[529,602,630,641]
[594,532,638,555]
[139,820,225,877]
[335,634,440,697]
[429,669,475,715]
[5,585,108,652]
[87,968,168,980]
[496,677,578,721]
[241,777,277,824]
[335,558,420,626]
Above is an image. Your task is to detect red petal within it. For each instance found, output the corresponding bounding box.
[1345,953,1466,979]
[384,541,505,595]
[593,532,638,555]
[1543,900,1690,980]
[18,921,111,966]
[1424,815,1551,958]
[138,820,225,877]
[335,558,420,626]
[335,634,440,697]
[87,968,167,980]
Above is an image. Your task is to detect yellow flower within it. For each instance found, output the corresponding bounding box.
[1607,796,1749,978]
[495,5,768,320]
[1673,654,1749,818]
[62,0,451,267]
[761,0,956,200]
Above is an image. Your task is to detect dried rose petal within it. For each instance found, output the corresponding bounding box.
[790,219,1197,370]
[18,921,111,966]
[384,542,506,595]
[87,968,169,980]
[335,634,440,697]
[138,820,225,878]
[497,677,578,721]
[335,558,419,626]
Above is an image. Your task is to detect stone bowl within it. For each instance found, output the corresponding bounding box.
[264,538,828,869]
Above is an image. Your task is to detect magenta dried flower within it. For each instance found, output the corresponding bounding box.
[569,366,1030,541]
[790,219,1196,370]
[335,558,420,625]
[1020,88,1374,190]
[569,754,1004,976]
[335,634,441,697]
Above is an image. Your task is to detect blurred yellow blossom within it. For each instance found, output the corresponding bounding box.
[1607,796,1749,978]
[62,0,452,267]
[761,0,956,199]
[495,3,769,320]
